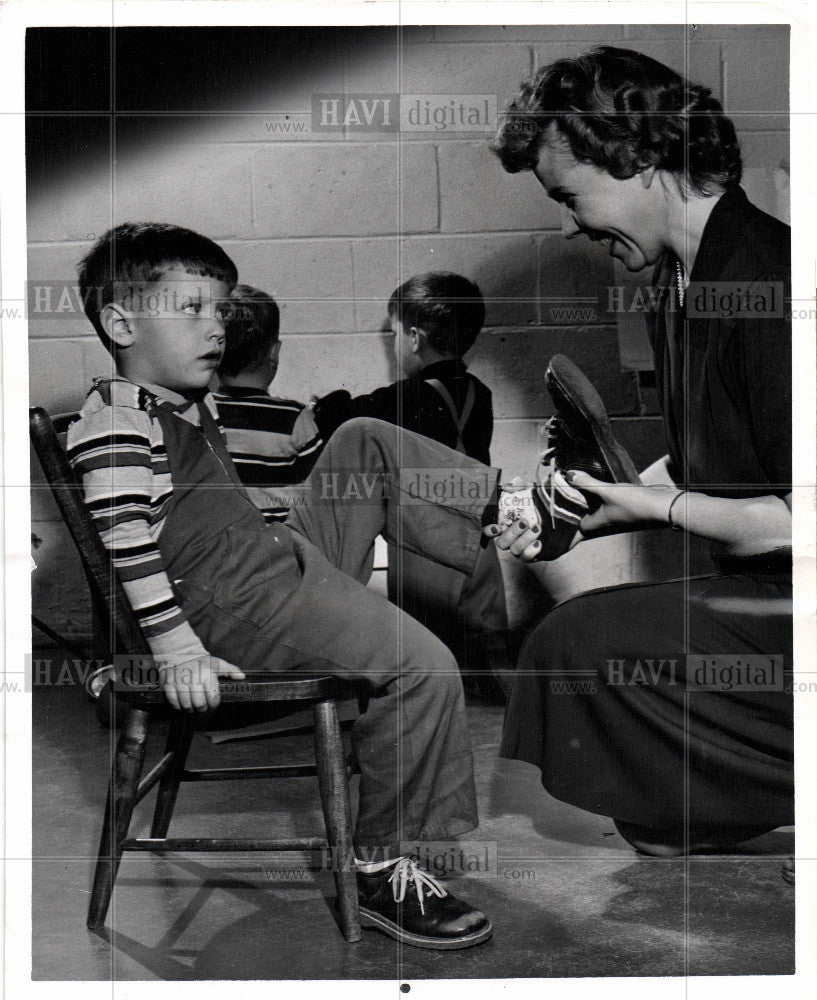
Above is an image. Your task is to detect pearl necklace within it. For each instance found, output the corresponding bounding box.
[676,259,686,307]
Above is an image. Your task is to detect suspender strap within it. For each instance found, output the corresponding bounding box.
[194,399,248,490]
[425,378,476,454]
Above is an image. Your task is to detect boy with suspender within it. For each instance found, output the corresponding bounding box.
[313,273,511,698]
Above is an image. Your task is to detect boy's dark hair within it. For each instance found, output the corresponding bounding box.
[387,272,485,357]
[219,284,281,378]
[78,222,239,352]
[493,46,742,196]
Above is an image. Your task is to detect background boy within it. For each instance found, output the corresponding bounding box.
[313,272,510,697]
[214,284,323,523]
[66,222,496,949]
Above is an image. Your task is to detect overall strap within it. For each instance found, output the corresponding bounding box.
[194,399,248,490]
[425,378,476,455]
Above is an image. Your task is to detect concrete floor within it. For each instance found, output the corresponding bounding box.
[32,668,794,982]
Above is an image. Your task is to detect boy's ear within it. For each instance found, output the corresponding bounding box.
[100,303,135,349]
[408,326,426,354]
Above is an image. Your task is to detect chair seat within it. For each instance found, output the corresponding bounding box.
[115,671,355,706]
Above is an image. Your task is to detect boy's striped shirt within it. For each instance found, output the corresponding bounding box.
[213,387,323,522]
[66,378,214,661]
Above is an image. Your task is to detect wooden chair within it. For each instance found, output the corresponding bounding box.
[29,406,362,942]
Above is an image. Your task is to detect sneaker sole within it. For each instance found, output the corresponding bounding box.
[359,907,493,950]
[546,355,641,485]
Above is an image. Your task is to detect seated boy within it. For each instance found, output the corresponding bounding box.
[313,272,509,696]
[213,284,323,523]
[66,222,499,950]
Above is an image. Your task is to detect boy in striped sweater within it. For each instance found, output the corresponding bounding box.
[66,222,496,950]
[213,285,322,523]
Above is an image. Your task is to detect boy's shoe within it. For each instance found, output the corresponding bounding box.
[357,857,492,950]
[545,355,641,485]
[496,470,580,562]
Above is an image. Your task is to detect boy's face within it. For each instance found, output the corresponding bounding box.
[115,267,232,393]
[391,317,422,376]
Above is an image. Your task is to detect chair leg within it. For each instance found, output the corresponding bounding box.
[87,707,150,930]
[150,713,195,838]
[312,699,361,943]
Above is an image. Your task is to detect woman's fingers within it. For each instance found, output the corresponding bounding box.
[564,469,607,496]
[488,517,541,555]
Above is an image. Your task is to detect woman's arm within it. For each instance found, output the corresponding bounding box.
[568,471,792,556]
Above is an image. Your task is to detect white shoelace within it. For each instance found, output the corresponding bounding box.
[539,418,559,529]
[386,858,447,916]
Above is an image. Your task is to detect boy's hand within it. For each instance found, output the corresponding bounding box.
[158,655,246,713]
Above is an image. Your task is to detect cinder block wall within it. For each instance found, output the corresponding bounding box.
[28,24,790,642]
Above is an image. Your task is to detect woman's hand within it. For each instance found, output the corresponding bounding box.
[483,518,544,561]
[565,471,678,537]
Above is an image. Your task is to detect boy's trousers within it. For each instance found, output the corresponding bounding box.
[153,408,501,855]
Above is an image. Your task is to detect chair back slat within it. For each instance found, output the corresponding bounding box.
[29,407,151,657]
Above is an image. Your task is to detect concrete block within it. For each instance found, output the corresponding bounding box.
[27,172,114,245]
[683,24,791,44]
[737,132,790,224]
[27,242,93,282]
[269,332,394,403]
[164,114,343,145]
[395,43,535,107]
[342,43,402,93]
[351,233,540,331]
[471,325,635,422]
[110,138,254,240]
[29,339,86,414]
[537,233,616,325]
[438,141,559,233]
[31,520,92,645]
[723,34,789,128]
[433,26,626,44]
[251,144,438,238]
[28,138,254,243]
[490,417,547,481]
[222,239,356,334]
[81,337,117,390]
[26,243,96,338]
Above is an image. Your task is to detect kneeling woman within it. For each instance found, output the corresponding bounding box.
[492,47,793,855]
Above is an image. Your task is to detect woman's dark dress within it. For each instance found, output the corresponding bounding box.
[500,187,793,829]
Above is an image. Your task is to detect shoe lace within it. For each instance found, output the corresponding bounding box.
[537,417,559,530]
[387,858,447,915]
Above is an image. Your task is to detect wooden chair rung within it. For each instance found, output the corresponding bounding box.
[135,753,175,802]
[124,836,329,852]
[182,763,318,782]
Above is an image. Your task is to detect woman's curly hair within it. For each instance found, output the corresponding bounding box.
[493,46,741,195]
